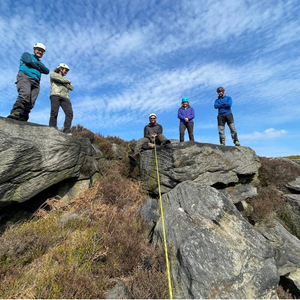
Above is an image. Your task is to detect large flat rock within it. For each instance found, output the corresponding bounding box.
[139,142,260,194]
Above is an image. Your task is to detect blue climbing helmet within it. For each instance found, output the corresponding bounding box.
[182,97,189,102]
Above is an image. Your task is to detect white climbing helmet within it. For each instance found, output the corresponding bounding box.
[33,43,46,51]
[58,63,69,70]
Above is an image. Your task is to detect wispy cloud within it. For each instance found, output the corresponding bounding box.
[0,0,300,156]
[240,128,287,142]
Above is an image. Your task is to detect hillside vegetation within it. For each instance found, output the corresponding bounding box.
[0,125,299,299]
[0,125,168,299]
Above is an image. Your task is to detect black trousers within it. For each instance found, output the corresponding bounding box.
[8,73,40,121]
[179,123,194,142]
[49,95,73,133]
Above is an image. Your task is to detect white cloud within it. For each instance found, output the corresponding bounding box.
[240,128,287,142]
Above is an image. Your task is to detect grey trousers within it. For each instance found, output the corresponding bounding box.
[8,73,40,121]
[179,123,194,142]
[134,134,168,154]
[217,113,239,144]
[49,95,73,133]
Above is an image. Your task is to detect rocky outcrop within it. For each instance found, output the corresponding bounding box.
[0,117,101,207]
[139,142,260,194]
[111,143,125,159]
[283,176,300,239]
[286,176,300,193]
[139,198,160,240]
[154,181,279,299]
[256,220,300,276]
[220,183,258,204]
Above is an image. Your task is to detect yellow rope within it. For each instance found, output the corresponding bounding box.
[154,138,173,299]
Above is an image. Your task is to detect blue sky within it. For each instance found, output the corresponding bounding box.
[0,0,299,157]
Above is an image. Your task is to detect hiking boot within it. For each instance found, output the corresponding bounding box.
[7,115,19,120]
[161,140,171,145]
[129,153,139,162]
[220,143,225,146]
[148,143,155,148]
[234,141,241,146]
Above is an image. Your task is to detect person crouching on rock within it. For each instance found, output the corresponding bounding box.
[129,113,171,161]
[49,63,74,135]
[178,97,195,142]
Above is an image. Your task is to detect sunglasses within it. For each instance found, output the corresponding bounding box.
[150,117,156,120]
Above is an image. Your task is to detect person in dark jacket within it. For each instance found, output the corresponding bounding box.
[214,87,240,146]
[49,63,74,134]
[7,43,49,121]
[129,113,170,161]
[178,97,195,142]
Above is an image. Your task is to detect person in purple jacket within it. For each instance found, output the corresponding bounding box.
[214,87,240,146]
[178,97,195,142]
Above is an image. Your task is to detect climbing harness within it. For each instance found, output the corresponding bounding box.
[153,138,173,299]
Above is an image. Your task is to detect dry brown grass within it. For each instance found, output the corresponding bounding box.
[277,284,295,299]
[245,157,300,224]
[258,157,300,191]
[249,187,284,223]
[71,124,96,143]
[71,124,135,161]
[0,160,168,299]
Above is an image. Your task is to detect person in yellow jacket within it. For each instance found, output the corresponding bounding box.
[49,63,73,134]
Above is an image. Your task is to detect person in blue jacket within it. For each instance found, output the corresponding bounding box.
[7,43,49,121]
[214,87,240,146]
[178,97,195,142]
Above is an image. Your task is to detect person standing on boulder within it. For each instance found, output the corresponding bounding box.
[178,97,195,142]
[129,113,171,161]
[49,63,74,135]
[214,87,241,146]
[7,43,49,121]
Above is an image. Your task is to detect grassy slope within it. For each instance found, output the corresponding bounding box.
[0,126,168,299]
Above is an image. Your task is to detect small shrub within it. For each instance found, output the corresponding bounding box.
[277,284,295,299]
[98,141,117,160]
[126,246,169,299]
[258,157,300,191]
[80,156,96,176]
[71,124,95,143]
[249,186,284,223]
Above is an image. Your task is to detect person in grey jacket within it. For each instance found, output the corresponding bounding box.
[49,63,73,134]
[129,113,170,161]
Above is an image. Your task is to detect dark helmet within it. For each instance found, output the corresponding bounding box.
[216,87,225,92]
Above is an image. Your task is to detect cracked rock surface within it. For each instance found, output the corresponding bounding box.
[139,141,260,194]
[154,181,279,299]
[0,117,101,206]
